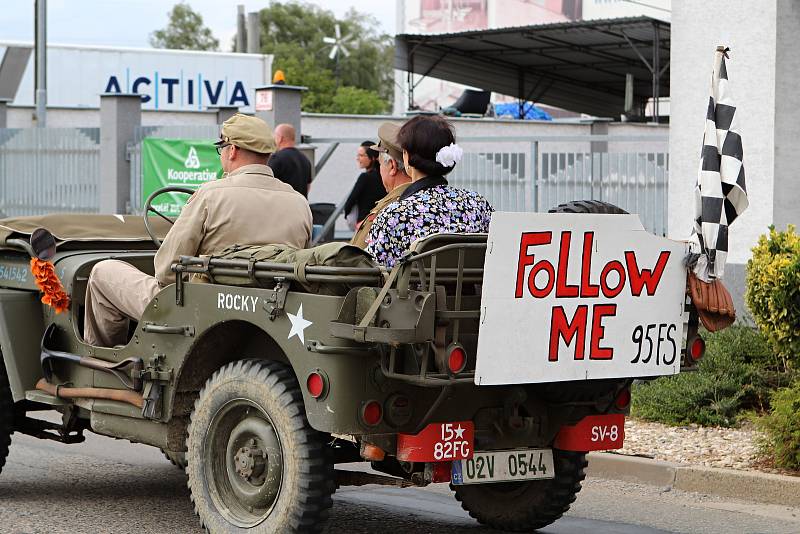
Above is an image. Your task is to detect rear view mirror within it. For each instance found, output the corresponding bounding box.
[30,228,57,261]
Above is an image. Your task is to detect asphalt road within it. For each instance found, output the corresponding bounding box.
[1,425,799,534]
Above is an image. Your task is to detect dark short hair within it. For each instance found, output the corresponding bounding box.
[397,115,457,176]
[360,141,379,171]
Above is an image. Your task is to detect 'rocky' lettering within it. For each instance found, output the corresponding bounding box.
[216,293,259,313]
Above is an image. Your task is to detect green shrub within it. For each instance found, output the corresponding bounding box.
[746,225,800,371]
[758,380,800,470]
[631,327,774,427]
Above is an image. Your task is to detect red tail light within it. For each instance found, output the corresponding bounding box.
[361,400,383,426]
[306,371,327,399]
[614,388,631,409]
[448,345,467,374]
[689,336,705,361]
[427,461,452,483]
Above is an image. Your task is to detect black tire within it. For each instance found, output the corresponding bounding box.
[548,199,629,215]
[162,449,188,471]
[0,354,12,476]
[186,360,334,533]
[453,450,588,532]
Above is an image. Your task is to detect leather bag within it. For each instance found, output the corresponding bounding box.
[686,271,736,332]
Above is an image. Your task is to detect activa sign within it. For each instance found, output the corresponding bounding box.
[103,72,250,108]
[475,213,689,385]
[0,42,271,112]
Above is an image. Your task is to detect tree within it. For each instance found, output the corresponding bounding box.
[329,86,388,115]
[258,2,392,114]
[150,3,219,51]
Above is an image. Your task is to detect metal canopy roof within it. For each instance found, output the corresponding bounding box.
[395,16,670,119]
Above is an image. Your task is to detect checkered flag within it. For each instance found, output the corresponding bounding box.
[690,46,749,282]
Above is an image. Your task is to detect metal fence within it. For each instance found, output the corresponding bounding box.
[310,135,669,235]
[1,127,668,236]
[0,128,101,216]
[127,125,220,213]
[449,152,530,212]
[538,150,669,235]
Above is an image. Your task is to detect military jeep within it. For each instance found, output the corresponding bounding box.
[0,195,706,533]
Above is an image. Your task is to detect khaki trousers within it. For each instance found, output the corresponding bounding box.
[83,260,160,347]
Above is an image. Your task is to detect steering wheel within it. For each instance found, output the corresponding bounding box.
[143,186,196,247]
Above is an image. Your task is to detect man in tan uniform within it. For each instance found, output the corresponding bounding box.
[350,122,412,249]
[84,114,312,347]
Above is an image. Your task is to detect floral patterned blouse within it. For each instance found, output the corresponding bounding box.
[365,176,494,268]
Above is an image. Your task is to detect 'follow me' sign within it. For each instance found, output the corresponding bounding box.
[475,213,689,385]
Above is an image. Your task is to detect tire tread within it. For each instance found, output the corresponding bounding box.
[186,359,334,533]
[453,451,588,532]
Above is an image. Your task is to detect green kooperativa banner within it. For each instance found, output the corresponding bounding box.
[141,138,222,216]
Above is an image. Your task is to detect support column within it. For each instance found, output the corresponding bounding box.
[0,99,9,128]
[246,12,260,53]
[590,120,610,200]
[99,93,141,214]
[773,0,800,232]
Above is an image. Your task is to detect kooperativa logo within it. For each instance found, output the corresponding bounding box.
[184,146,201,169]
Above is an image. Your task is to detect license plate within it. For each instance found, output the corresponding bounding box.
[451,448,555,485]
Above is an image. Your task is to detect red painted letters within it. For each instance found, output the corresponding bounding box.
[513,230,672,364]
[549,306,587,361]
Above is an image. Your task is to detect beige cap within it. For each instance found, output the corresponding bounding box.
[371,122,402,161]
[215,113,276,154]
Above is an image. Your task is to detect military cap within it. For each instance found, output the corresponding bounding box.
[215,113,276,154]
[371,122,402,161]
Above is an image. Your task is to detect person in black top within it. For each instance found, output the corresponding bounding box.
[268,123,313,197]
[344,141,385,227]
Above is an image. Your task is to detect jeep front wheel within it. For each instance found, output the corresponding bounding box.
[186,360,334,533]
[452,450,588,532]
[0,353,13,475]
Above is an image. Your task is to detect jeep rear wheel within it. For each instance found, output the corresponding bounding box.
[0,352,14,476]
[186,360,334,533]
[452,450,588,532]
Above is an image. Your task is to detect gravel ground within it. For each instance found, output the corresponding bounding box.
[619,418,766,471]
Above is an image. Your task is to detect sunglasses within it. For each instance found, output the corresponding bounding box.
[215,143,231,156]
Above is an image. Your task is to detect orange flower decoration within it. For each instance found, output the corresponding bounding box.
[30,258,70,313]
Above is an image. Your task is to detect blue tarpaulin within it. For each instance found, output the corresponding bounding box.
[494,102,553,121]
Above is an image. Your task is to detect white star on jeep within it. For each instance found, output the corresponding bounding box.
[287,304,312,345]
[454,424,465,439]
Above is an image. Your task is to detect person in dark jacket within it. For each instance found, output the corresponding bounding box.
[343,141,385,228]
[268,123,313,197]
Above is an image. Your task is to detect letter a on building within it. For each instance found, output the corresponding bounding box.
[184,146,201,169]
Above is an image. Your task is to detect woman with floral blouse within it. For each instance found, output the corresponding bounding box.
[365,115,493,268]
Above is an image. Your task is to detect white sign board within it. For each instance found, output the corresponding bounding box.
[0,42,272,113]
[476,213,689,385]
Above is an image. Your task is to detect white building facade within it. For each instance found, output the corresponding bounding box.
[669,0,799,309]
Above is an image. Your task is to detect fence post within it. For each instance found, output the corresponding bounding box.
[590,120,610,201]
[211,106,239,124]
[99,93,141,214]
[254,84,306,142]
[0,98,9,128]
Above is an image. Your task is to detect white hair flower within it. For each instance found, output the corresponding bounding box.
[435,143,463,168]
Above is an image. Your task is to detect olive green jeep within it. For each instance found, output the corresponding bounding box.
[0,194,707,533]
